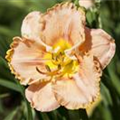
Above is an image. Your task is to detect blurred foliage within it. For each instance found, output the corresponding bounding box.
[0,0,120,120]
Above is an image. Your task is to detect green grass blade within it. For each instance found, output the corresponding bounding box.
[0,93,10,99]
[3,107,18,120]
[25,100,34,120]
[0,78,21,92]
[15,80,33,120]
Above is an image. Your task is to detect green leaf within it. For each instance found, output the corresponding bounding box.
[107,58,120,95]
[102,74,120,120]
[0,93,10,99]
[25,100,33,120]
[100,83,113,120]
[0,78,21,92]
[4,107,18,120]
[0,25,15,36]
[15,80,33,120]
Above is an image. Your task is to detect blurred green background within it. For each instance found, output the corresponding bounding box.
[0,0,120,120]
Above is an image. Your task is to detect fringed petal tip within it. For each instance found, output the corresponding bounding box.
[5,37,21,62]
[67,92,101,110]
[43,2,85,18]
[52,79,100,110]
[5,37,28,85]
[86,94,102,116]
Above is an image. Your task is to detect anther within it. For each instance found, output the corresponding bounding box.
[58,64,61,70]
[52,53,54,60]
[36,67,46,74]
[59,52,63,56]
[45,65,51,72]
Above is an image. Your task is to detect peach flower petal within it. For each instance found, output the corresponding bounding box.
[52,79,89,109]
[79,28,115,69]
[52,55,101,109]
[25,82,60,112]
[39,2,85,47]
[6,37,48,85]
[21,11,53,51]
[21,11,41,42]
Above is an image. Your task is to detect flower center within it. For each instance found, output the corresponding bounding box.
[37,39,79,79]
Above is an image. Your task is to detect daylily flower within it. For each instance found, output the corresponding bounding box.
[79,0,95,9]
[6,2,115,112]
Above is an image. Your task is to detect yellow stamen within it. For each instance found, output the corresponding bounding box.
[38,39,79,79]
